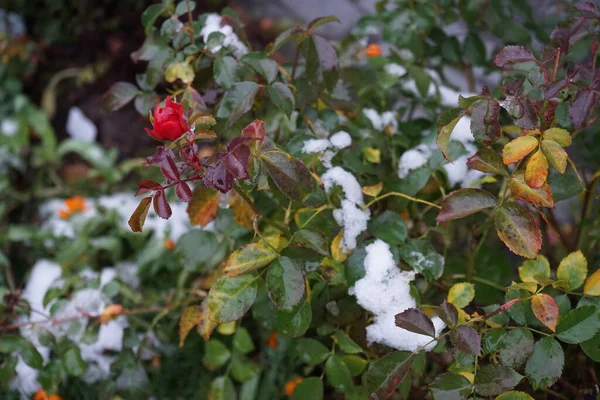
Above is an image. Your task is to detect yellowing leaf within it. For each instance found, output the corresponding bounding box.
[502,136,538,164]
[508,281,538,293]
[228,191,255,230]
[541,139,567,173]
[524,150,548,188]
[188,187,220,227]
[362,147,381,163]
[557,250,588,291]
[362,182,383,197]
[502,125,521,135]
[584,269,600,296]
[197,299,218,340]
[508,173,554,208]
[459,371,475,385]
[493,202,541,259]
[331,231,348,262]
[179,305,203,347]
[217,321,236,335]
[518,256,551,283]
[224,243,279,276]
[448,282,475,309]
[542,127,572,147]
[531,293,559,332]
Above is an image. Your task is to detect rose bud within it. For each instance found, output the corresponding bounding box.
[145,97,190,141]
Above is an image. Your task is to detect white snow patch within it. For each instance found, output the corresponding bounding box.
[66,107,97,143]
[302,131,352,168]
[200,14,248,58]
[363,108,398,133]
[1,119,18,136]
[321,167,370,252]
[397,144,432,179]
[385,63,407,77]
[329,131,352,149]
[350,240,445,351]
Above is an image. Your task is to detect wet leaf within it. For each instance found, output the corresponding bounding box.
[498,328,534,367]
[436,189,497,222]
[569,89,596,130]
[295,338,330,365]
[394,308,436,337]
[502,136,538,164]
[294,229,329,256]
[438,300,458,328]
[208,274,258,323]
[364,351,413,400]
[216,81,260,124]
[213,56,238,89]
[268,82,295,117]
[541,140,567,173]
[103,82,138,111]
[175,182,193,202]
[153,190,172,219]
[493,203,541,259]
[224,243,279,276]
[448,282,475,308]
[325,355,354,393]
[471,99,501,145]
[555,305,600,344]
[524,150,548,188]
[451,325,481,356]
[276,299,312,337]
[493,46,536,67]
[474,364,523,396]
[466,148,510,176]
[429,372,472,400]
[241,52,278,84]
[260,150,313,200]
[368,210,408,244]
[266,256,305,311]
[398,239,444,281]
[525,337,564,389]
[508,172,554,208]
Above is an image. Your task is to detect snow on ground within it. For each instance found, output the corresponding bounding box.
[200,14,248,58]
[66,107,97,143]
[350,240,445,351]
[302,130,351,168]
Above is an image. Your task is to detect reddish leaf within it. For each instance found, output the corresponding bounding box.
[544,79,567,99]
[569,89,596,130]
[494,46,536,67]
[451,325,481,356]
[467,149,510,176]
[128,196,152,232]
[436,189,497,222]
[176,182,193,202]
[260,150,313,200]
[494,202,542,259]
[508,173,554,208]
[502,136,538,164]
[145,146,180,181]
[241,119,266,144]
[135,179,162,196]
[525,150,549,188]
[438,300,458,328]
[394,308,436,337]
[187,187,220,227]
[470,99,501,145]
[531,293,559,332]
[203,153,234,193]
[153,190,172,219]
[502,96,539,130]
[574,1,600,17]
[223,137,251,180]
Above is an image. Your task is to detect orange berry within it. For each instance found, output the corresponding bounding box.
[100,304,123,324]
[365,43,382,57]
[164,238,176,250]
[58,195,88,219]
[284,377,304,397]
[266,331,278,349]
[34,390,48,400]
[48,395,63,400]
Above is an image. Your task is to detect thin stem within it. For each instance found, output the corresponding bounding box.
[450,274,506,291]
[576,172,600,249]
[291,36,300,81]
[467,226,489,280]
[185,0,195,42]
[363,192,441,210]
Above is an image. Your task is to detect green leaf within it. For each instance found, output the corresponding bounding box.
[203,339,232,371]
[0,335,43,369]
[266,256,305,311]
[518,256,551,283]
[216,81,260,124]
[214,56,239,89]
[303,34,339,91]
[556,305,600,344]
[63,347,87,376]
[429,372,472,400]
[141,4,165,34]
[291,377,324,400]
[103,82,139,111]
[307,15,341,31]
[209,376,236,400]
[483,328,505,355]
[436,108,464,161]
[0,356,18,386]
[466,148,510,176]
[241,52,279,84]
[450,325,481,356]
[224,243,279,276]
[175,0,196,16]
[436,189,497,222]
[294,229,329,256]
[496,392,535,400]
[208,274,258,323]
[325,355,354,393]
[498,328,534,368]
[463,31,486,65]
[448,282,475,308]
[547,163,583,201]
[260,150,313,200]
[343,355,368,377]
[276,298,312,337]
[493,202,542,259]
[230,353,259,382]
[296,338,330,366]
[398,239,444,281]
[525,337,564,389]
[233,327,255,354]
[364,351,413,399]
[368,211,408,244]
[240,375,260,400]
[557,250,588,291]
[334,331,363,354]
[474,364,523,397]
[394,308,436,337]
[581,331,600,362]
[407,65,431,98]
[177,230,220,272]
[268,82,295,117]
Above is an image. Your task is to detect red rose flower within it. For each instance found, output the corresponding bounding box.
[145,97,190,141]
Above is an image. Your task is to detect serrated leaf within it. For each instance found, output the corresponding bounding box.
[584,269,600,296]
[542,128,571,147]
[260,150,313,200]
[541,140,567,173]
[242,52,278,84]
[508,172,554,208]
[394,308,436,337]
[276,299,312,337]
[398,239,444,281]
[233,327,255,354]
[518,256,551,283]
[502,136,538,164]
[430,372,472,400]
[448,282,475,308]
[141,4,165,34]
[214,56,238,89]
[569,89,596,131]
[268,82,295,116]
[466,148,510,176]
[436,188,497,222]
[224,243,279,276]
[451,325,481,356]
[335,331,362,354]
[474,364,523,396]
[581,332,600,362]
[368,210,408,244]
[471,99,501,145]
[128,196,152,232]
[493,202,541,259]
[63,347,87,376]
[266,256,305,311]
[208,275,258,323]
[493,46,536,67]
[498,328,534,367]
[439,300,459,327]
[294,229,329,256]
[364,351,413,399]
[179,305,203,347]
[557,250,587,291]
[307,15,340,31]
[524,150,548,188]
[525,337,563,390]
[216,81,260,124]
[556,305,600,344]
[227,190,254,230]
[437,108,464,161]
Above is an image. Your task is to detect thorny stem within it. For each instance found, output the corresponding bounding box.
[363,192,441,210]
